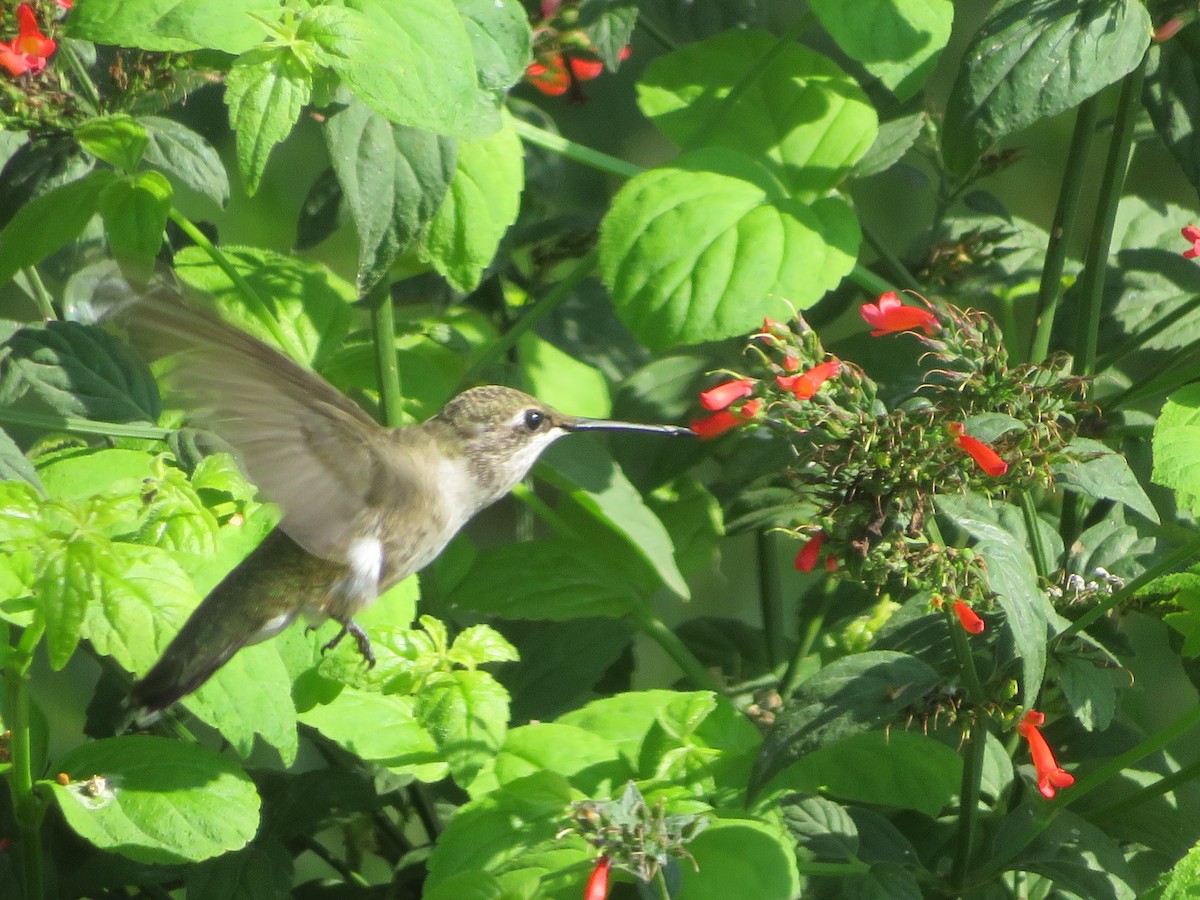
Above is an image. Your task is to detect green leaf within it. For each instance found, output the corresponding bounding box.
[1145,34,1200,197]
[557,689,683,763]
[1013,810,1137,899]
[518,333,611,420]
[64,0,278,53]
[0,169,116,286]
[447,538,643,620]
[317,0,478,137]
[779,795,859,862]
[1053,437,1158,523]
[416,669,510,788]
[810,0,953,100]
[853,110,927,179]
[541,437,688,599]
[185,839,294,899]
[99,171,173,266]
[225,47,313,196]
[139,116,230,208]
[0,427,41,491]
[977,539,1050,705]
[578,0,638,68]
[49,735,260,864]
[448,624,519,669]
[599,149,860,349]
[751,651,941,792]
[647,477,724,579]
[423,871,506,900]
[74,115,149,173]
[941,0,1151,173]
[457,0,532,136]
[762,731,961,817]
[1154,383,1200,516]
[418,113,524,293]
[36,447,155,500]
[492,723,630,795]
[638,31,877,198]
[298,685,446,781]
[1055,655,1116,732]
[173,245,353,368]
[1161,836,1200,900]
[1,321,161,422]
[38,535,110,668]
[324,93,456,295]
[678,819,800,900]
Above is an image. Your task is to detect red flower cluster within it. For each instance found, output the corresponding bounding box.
[0,5,55,77]
[947,422,1008,477]
[526,46,630,96]
[1182,225,1200,259]
[691,378,760,438]
[794,531,837,573]
[584,856,610,900]
[860,291,939,337]
[1017,710,1075,799]
[776,359,840,400]
[952,599,985,634]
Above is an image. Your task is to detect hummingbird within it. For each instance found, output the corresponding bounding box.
[121,290,691,715]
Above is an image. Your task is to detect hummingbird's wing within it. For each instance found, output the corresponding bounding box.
[125,288,415,564]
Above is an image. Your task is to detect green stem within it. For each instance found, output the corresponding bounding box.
[652,867,672,900]
[368,280,403,427]
[59,40,102,113]
[1095,296,1200,373]
[780,583,832,697]
[683,14,812,150]
[1030,97,1098,364]
[1059,533,1200,640]
[1104,346,1200,411]
[511,119,643,180]
[758,531,787,669]
[861,226,921,292]
[950,722,988,889]
[23,267,56,321]
[0,408,172,441]
[1019,492,1051,579]
[296,834,372,888]
[631,606,722,694]
[1072,60,1145,376]
[847,263,896,298]
[511,481,580,539]
[463,249,599,384]
[966,699,1200,887]
[166,208,291,349]
[1084,756,1200,824]
[5,622,47,900]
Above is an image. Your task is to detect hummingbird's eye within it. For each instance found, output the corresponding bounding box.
[523,409,546,432]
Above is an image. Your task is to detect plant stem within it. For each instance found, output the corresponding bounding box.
[368,280,403,427]
[758,531,787,669]
[1018,492,1051,579]
[950,721,988,889]
[511,120,643,180]
[1030,97,1098,364]
[1095,296,1200,373]
[166,208,291,349]
[652,867,672,900]
[463,249,599,384]
[1059,533,1200,640]
[1083,756,1200,824]
[0,409,171,441]
[847,263,895,298]
[23,267,56,321]
[861,226,921,292]
[296,834,372,888]
[60,40,102,113]
[631,606,722,694]
[5,622,47,900]
[780,583,832,697]
[1071,61,1145,376]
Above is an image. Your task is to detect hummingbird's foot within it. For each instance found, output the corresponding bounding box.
[320,620,376,668]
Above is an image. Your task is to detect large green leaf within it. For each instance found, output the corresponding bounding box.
[99,171,173,266]
[224,46,313,196]
[457,0,532,136]
[976,539,1050,705]
[1052,437,1158,523]
[638,30,877,199]
[74,115,149,174]
[324,93,456,294]
[49,735,260,864]
[1144,32,1200,198]
[0,321,161,423]
[599,149,859,349]
[490,723,630,795]
[678,819,800,900]
[139,116,230,208]
[38,534,109,668]
[415,669,510,789]
[1154,383,1200,516]
[942,0,1151,173]
[65,0,278,53]
[809,0,953,100]
[417,112,524,293]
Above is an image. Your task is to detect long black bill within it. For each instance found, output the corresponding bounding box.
[567,418,694,437]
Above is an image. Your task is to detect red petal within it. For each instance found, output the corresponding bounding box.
[0,43,30,76]
[954,432,1008,477]
[739,398,761,418]
[699,379,753,411]
[952,600,985,634]
[690,410,742,439]
[568,57,604,80]
[584,857,611,900]
[860,292,938,336]
[794,532,826,573]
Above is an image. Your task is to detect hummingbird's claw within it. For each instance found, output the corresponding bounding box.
[320,619,376,668]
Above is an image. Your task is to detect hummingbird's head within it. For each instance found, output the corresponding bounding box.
[430,385,691,502]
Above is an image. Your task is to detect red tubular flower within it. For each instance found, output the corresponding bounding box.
[1182,225,1200,259]
[699,378,754,411]
[690,410,741,439]
[584,856,611,900]
[952,600,985,634]
[1,5,55,75]
[1017,711,1075,799]
[1154,17,1185,42]
[860,291,939,337]
[740,399,761,418]
[948,423,1008,477]
[526,55,569,95]
[776,359,840,400]
[824,552,838,572]
[795,531,827,573]
[568,56,604,80]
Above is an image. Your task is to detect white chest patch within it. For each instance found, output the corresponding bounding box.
[345,535,384,600]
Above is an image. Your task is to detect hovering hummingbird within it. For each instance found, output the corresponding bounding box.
[122,290,691,715]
